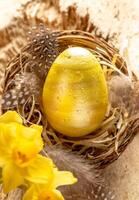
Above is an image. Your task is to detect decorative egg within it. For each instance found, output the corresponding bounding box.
[42,47,108,137]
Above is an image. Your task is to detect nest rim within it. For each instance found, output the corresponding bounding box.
[2,29,139,168]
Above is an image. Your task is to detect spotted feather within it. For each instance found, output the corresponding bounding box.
[2,25,60,110]
[26,24,60,79]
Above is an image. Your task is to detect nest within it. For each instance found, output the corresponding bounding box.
[2,29,139,168]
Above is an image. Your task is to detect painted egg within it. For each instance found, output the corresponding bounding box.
[42,47,108,137]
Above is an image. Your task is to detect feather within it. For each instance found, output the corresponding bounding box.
[129,81,139,115]
[2,72,42,109]
[26,24,60,79]
[108,75,132,108]
[108,74,139,116]
[2,25,60,109]
[45,146,116,200]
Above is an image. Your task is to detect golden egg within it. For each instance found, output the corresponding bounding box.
[42,47,108,137]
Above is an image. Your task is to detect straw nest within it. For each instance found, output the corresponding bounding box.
[2,28,139,169]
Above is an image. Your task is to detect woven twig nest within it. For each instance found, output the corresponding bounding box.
[2,28,139,169]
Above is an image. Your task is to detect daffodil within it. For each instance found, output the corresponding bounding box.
[23,168,77,200]
[0,111,77,199]
[0,111,53,193]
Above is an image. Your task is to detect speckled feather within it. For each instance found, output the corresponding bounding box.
[46,146,116,200]
[2,25,60,109]
[26,24,60,78]
[2,72,42,108]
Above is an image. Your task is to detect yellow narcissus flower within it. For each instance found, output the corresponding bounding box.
[0,110,23,124]
[23,168,77,200]
[24,187,64,200]
[0,111,54,193]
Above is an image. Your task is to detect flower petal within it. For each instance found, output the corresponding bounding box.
[0,111,22,124]
[23,187,64,200]
[16,125,43,150]
[0,124,17,165]
[40,189,64,200]
[23,185,37,200]
[49,189,64,200]
[52,169,77,188]
[2,162,24,193]
[30,124,43,133]
[13,141,42,168]
[0,157,6,167]
[0,168,2,184]
[24,155,54,184]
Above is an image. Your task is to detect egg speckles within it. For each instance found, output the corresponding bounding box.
[42,47,108,137]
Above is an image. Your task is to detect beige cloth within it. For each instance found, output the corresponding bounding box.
[103,134,139,200]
